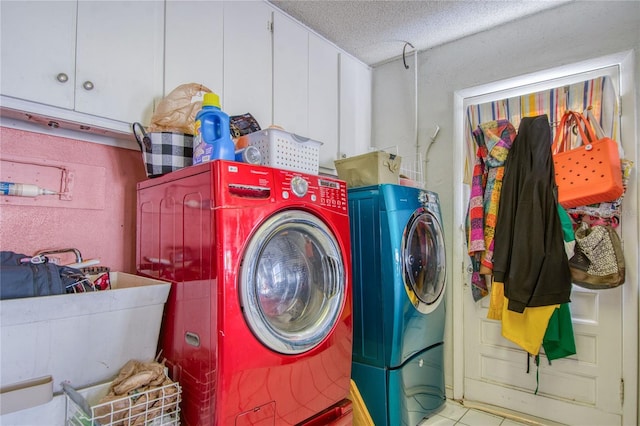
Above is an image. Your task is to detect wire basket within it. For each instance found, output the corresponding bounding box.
[65,382,181,426]
[378,146,425,188]
[399,153,425,188]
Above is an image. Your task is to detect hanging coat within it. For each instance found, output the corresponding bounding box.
[492,115,572,313]
[466,119,516,301]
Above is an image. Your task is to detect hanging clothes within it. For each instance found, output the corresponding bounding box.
[489,204,578,356]
[501,295,559,356]
[492,115,572,313]
[542,303,576,361]
[486,279,558,355]
[466,120,516,301]
[542,204,577,362]
[464,76,611,185]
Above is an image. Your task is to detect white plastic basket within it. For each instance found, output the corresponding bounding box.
[65,382,181,426]
[245,128,322,174]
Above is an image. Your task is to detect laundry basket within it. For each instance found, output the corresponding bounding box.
[133,122,193,178]
[65,381,181,426]
[399,153,425,188]
[334,150,402,188]
[242,127,322,174]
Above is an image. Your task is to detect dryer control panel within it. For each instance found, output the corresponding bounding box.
[275,169,347,213]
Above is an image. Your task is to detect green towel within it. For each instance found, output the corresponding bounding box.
[557,205,575,242]
[543,303,576,361]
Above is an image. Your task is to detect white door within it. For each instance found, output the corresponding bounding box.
[463,281,623,425]
[454,55,638,426]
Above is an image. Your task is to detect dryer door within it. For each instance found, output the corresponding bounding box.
[240,210,345,354]
[403,207,446,314]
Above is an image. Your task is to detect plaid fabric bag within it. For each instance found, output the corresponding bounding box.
[133,122,193,178]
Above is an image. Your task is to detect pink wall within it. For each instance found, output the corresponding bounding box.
[0,127,147,272]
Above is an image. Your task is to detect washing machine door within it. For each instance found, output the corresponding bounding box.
[402,207,446,314]
[240,210,345,355]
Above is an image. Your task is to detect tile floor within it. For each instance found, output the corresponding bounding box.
[419,400,533,426]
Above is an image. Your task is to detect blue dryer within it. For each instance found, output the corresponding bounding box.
[348,184,446,426]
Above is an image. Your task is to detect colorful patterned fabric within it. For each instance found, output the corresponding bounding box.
[467,120,515,301]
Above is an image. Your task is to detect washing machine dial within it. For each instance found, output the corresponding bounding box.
[290,176,308,197]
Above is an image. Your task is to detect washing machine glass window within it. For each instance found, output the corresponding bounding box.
[402,208,446,314]
[240,210,345,354]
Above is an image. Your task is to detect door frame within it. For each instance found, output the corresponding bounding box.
[451,50,638,424]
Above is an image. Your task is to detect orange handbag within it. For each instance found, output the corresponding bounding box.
[551,111,623,209]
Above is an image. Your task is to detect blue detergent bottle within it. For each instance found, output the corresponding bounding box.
[192,92,235,164]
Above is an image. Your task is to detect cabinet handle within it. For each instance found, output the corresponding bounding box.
[56,73,69,83]
[82,81,94,91]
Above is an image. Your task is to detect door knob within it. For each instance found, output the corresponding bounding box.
[82,81,94,91]
[56,73,69,83]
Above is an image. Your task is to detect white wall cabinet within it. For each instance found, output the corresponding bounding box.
[339,53,372,159]
[1,1,164,128]
[273,11,309,134]
[74,1,164,124]
[1,0,369,154]
[223,1,273,129]
[309,33,340,170]
[164,1,223,97]
[1,1,77,110]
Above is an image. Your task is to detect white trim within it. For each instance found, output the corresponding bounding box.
[453,51,631,102]
[464,379,619,426]
[0,95,138,150]
[452,90,466,401]
[618,50,638,426]
[452,50,638,425]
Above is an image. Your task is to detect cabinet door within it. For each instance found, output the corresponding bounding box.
[273,11,308,135]
[309,33,339,170]
[223,1,273,129]
[75,1,164,124]
[0,1,76,110]
[339,54,372,158]
[165,1,223,97]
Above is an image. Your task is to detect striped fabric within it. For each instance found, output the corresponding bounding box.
[464,76,616,184]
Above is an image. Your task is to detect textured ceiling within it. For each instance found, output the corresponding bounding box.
[269,0,572,67]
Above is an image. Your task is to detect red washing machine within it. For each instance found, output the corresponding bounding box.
[136,160,353,425]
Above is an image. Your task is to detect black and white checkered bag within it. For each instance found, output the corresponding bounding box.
[133,122,193,178]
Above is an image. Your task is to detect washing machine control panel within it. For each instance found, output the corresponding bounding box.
[317,178,347,212]
[276,169,347,213]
